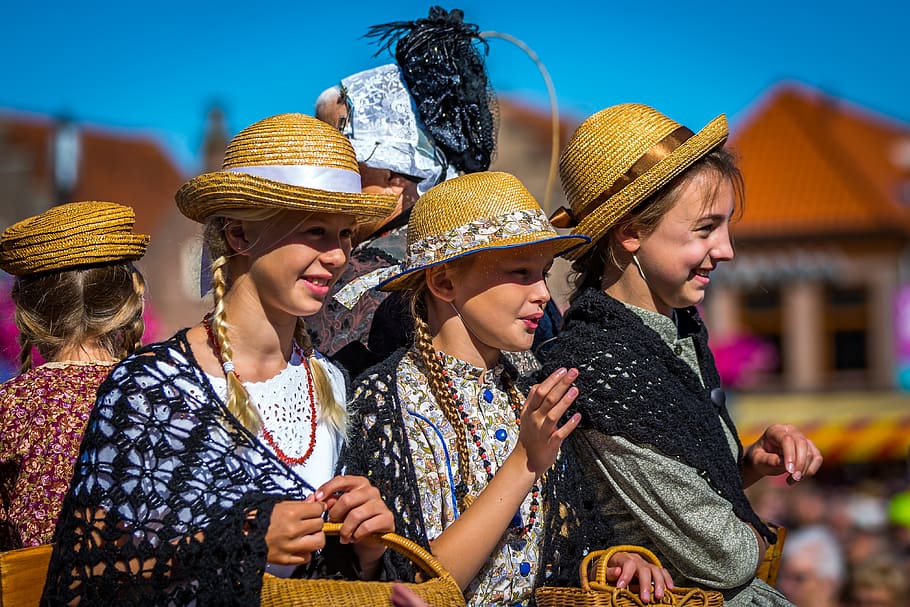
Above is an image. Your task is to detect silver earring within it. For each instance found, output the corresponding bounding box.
[631,253,648,283]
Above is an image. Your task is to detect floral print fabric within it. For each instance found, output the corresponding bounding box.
[0,361,114,548]
[397,351,541,606]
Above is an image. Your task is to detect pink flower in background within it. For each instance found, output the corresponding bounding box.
[710,333,778,388]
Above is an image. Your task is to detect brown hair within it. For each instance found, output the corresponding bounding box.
[568,147,744,304]
[202,213,347,435]
[11,262,146,373]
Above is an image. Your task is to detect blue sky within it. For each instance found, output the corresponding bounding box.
[2,0,907,172]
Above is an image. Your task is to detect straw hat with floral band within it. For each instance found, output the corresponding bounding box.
[0,201,149,276]
[551,103,729,261]
[334,171,589,307]
[176,113,398,224]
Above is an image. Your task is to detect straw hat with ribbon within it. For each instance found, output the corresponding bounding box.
[334,171,589,307]
[551,103,729,260]
[176,113,398,223]
[0,201,149,276]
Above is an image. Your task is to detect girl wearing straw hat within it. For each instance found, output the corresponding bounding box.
[537,104,823,606]
[341,171,671,606]
[43,114,398,606]
[0,201,148,550]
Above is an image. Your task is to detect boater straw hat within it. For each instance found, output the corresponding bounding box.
[0,201,149,276]
[374,171,589,292]
[552,103,729,260]
[176,113,397,223]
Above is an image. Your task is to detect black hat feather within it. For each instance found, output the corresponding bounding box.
[365,6,497,174]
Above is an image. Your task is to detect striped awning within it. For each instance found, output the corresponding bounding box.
[733,392,910,463]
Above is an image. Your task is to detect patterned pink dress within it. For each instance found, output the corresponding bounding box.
[0,361,114,548]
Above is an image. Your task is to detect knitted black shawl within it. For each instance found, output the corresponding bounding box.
[42,331,355,606]
[537,289,774,587]
[338,350,432,581]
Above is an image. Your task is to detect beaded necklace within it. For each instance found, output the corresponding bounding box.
[202,315,318,467]
[436,352,540,535]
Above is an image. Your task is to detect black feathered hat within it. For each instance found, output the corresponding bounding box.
[365,6,497,174]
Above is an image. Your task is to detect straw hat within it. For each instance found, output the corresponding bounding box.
[176,113,397,223]
[0,201,149,276]
[553,103,729,260]
[378,171,589,291]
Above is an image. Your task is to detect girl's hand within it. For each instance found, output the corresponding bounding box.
[518,367,582,476]
[390,584,431,607]
[316,475,395,578]
[742,423,823,487]
[265,497,327,566]
[604,551,675,604]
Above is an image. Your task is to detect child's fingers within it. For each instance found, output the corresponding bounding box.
[525,368,568,411]
[532,368,579,417]
[632,564,652,603]
[550,412,581,443]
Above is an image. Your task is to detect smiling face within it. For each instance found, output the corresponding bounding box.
[235,210,355,318]
[614,170,736,316]
[429,241,555,366]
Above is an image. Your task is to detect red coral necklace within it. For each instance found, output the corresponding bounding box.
[202,315,318,466]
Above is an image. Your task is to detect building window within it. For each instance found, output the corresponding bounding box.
[739,287,783,376]
[825,286,868,374]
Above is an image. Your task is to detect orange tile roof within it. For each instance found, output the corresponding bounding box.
[0,111,183,233]
[729,82,910,239]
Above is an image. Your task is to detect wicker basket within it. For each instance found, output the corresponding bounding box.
[755,524,787,587]
[260,522,465,607]
[535,545,724,607]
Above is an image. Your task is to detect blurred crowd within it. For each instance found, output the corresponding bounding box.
[749,462,910,607]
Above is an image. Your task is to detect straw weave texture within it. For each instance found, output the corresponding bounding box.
[382,171,588,290]
[536,544,724,607]
[0,201,149,275]
[177,113,397,223]
[558,104,728,260]
[260,522,465,607]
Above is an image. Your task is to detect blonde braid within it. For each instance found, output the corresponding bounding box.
[17,331,33,374]
[210,253,262,433]
[412,312,475,511]
[294,318,346,434]
[120,268,147,358]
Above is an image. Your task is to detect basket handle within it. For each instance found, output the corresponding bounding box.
[579,544,663,590]
[322,522,450,580]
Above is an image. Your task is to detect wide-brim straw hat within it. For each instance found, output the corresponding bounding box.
[176,113,398,223]
[553,103,728,260]
[0,201,149,276]
[378,171,589,291]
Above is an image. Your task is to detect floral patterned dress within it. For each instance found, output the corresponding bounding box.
[0,361,115,548]
[345,350,541,606]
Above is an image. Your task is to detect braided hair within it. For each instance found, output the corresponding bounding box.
[202,215,347,435]
[407,281,525,512]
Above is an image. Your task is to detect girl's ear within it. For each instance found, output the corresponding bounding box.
[425,264,457,303]
[616,221,642,254]
[224,220,250,254]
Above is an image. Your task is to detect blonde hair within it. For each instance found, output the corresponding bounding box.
[407,276,524,512]
[202,211,347,435]
[11,262,146,372]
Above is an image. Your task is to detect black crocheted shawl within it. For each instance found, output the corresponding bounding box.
[338,349,433,581]
[537,289,774,587]
[42,330,342,606]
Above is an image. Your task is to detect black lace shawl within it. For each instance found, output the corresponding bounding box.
[42,330,342,606]
[337,349,432,581]
[537,289,774,587]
